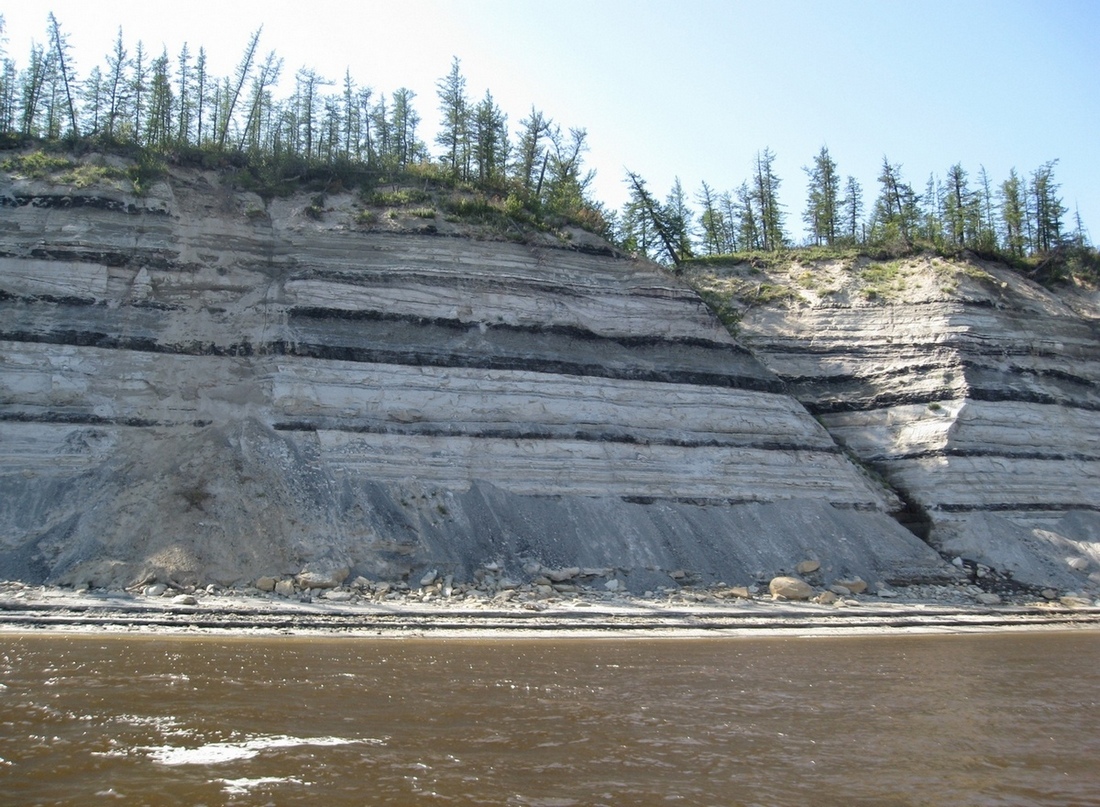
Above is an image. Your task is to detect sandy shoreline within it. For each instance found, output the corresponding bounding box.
[2,584,1099,639]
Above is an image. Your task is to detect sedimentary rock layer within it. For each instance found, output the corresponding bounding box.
[0,158,948,590]
[714,256,1100,589]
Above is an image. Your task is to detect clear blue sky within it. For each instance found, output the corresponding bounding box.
[3,0,1097,241]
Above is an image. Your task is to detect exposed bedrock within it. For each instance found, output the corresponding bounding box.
[0,161,950,590]
[717,255,1100,590]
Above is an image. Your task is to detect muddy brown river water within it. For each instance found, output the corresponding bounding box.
[1,631,1098,806]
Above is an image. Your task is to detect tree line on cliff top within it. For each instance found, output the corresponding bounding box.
[0,14,1094,279]
[625,148,1091,278]
[0,16,602,233]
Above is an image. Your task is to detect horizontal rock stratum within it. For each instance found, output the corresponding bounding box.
[689,253,1100,591]
[0,153,985,591]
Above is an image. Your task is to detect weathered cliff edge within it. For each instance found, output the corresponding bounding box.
[689,254,1100,592]
[0,155,953,592]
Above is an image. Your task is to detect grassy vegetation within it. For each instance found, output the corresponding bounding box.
[683,238,1099,291]
[858,260,907,300]
[366,187,433,207]
[1,150,74,177]
[1,147,167,195]
[692,287,743,333]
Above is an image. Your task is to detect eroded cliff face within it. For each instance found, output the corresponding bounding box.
[689,254,1100,591]
[0,154,948,591]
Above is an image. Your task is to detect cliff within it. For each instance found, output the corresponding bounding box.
[687,252,1100,591]
[7,150,1098,598]
[0,150,954,592]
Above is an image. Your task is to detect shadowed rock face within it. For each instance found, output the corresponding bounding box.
[0,159,951,590]
[713,255,1100,590]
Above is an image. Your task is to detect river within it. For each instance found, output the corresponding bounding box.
[1,631,1098,806]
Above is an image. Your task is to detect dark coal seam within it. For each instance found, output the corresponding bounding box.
[0,194,168,215]
[803,389,1100,415]
[270,420,839,453]
[881,447,1100,463]
[285,341,782,391]
[0,330,782,391]
[935,502,1100,514]
[0,411,211,428]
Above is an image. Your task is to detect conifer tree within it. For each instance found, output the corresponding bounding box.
[435,56,469,180]
[1029,160,1065,253]
[391,87,420,169]
[752,148,785,250]
[130,40,146,141]
[921,173,943,246]
[626,170,692,269]
[0,17,16,134]
[81,65,104,136]
[999,168,1026,257]
[472,90,507,185]
[215,27,261,150]
[943,163,978,248]
[103,28,128,140]
[143,48,173,149]
[697,181,728,256]
[841,175,864,243]
[976,166,997,251]
[514,106,552,196]
[47,13,79,137]
[736,181,760,250]
[18,42,53,137]
[803,146,839,246]
[175,43,191,145]
[871,157,920,244]
[239,50,281,154]
[192,46,208,144]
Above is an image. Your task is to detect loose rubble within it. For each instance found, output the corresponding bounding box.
[2,555,1098,638]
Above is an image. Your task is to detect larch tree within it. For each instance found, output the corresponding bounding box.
[1,23,16,134]
[47,13,79,137]
[803,146,840,246]
[215,27,261,150]
[143,48,173,149]
[735,181,760,250]
[391,87,420,169]
[18,42,51,136]
[81,65,104,136]
[664,177,695,263]
[238,50,281,154]
[943,163,977,248]
[752,148,785,251]
[841,175,863,243]
[355,86,374,163]
[513,106,552,196]
[999,168,1026,257]
[697,181,727,256]
[921,173,943,246]
[976,166,998,251]
[340,69,358,161]
[192,46,208,144]
[871,157,920,244]
[370,92,392,166]
[472,89,508,186]
[130,40,146,141]
[1029,160,1065,253]
[103,28,128,139]
[544,126,593,219]
[625,170,691,270]
[435,56,469,180]
[175,44,191,145]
